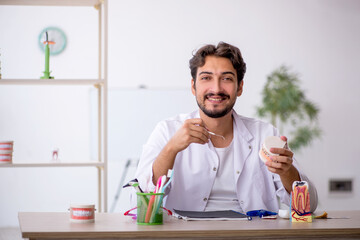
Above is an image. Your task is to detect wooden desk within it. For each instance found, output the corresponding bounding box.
[19,211,360,239]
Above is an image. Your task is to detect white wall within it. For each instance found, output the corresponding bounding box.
[1,0,360,227]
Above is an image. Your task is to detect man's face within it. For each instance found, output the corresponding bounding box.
[191,56,243,118]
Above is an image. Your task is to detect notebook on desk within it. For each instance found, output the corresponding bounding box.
[173,209,250,221]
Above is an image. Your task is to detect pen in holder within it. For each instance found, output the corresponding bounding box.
[136,192,164,225]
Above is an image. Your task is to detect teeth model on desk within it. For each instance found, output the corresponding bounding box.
[0,141,14,164]
[69,204,96,223]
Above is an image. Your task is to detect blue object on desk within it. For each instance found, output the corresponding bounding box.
[246,209,277,218]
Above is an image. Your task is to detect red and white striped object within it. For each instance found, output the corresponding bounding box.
[0,141,13,151]
[69,204,95,223]
[0,141,13,164]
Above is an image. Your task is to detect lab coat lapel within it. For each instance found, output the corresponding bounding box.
[233,112,254,182]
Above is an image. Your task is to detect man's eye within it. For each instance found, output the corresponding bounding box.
[223,77,233,81]
[201,76,210,80]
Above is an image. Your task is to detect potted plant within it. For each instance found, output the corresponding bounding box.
[257,65,321,151]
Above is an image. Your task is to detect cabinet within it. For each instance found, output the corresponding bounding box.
[0,0,108,212]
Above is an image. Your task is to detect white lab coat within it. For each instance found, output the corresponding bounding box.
[134,110,318,213]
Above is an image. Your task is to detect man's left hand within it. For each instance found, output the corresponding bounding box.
[265,136,294,176]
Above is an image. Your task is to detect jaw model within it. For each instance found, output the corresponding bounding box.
[259,136,286,163]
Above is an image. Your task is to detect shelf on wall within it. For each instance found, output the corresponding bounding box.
[0,79,104,86]
[0,0,101,7]
[0,162,105,168]
[0,0,108,212]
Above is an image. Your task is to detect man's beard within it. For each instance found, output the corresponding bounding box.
[196,93,235,118]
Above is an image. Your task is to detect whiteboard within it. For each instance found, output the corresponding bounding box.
[91,88,198,161]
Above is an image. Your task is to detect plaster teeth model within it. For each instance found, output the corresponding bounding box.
[69,204,95,223]
[0,141,13,164]
[259,136,286,163]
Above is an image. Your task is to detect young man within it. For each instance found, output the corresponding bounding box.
[135,42,318,213]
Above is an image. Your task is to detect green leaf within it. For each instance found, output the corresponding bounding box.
[289,126,322,151]
[303,100,319,121]
[256,65,322,152]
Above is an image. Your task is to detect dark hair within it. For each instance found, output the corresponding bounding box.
[189,42,246,85]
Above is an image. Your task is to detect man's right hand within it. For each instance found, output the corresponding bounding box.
[168,118,210,153]
[152,118,210,185]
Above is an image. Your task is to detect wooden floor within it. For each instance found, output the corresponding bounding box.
[0,228,23,240]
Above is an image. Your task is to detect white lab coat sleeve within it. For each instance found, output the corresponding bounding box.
[134,121,171,193]
[274,173,290,205]
[130,143,158,208]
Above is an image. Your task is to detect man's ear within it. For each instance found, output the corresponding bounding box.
[191,79,196,96]
[237,80,244,97]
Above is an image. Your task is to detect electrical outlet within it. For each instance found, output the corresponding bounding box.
[329,179,352,192]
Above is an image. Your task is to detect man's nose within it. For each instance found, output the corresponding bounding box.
[210,79,222,93]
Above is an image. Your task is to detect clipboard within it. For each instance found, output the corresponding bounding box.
[173,209,251,221]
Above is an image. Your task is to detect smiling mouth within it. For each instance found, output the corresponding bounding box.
[205,94,229,103]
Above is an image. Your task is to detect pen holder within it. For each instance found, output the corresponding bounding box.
[136,192,164,225]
